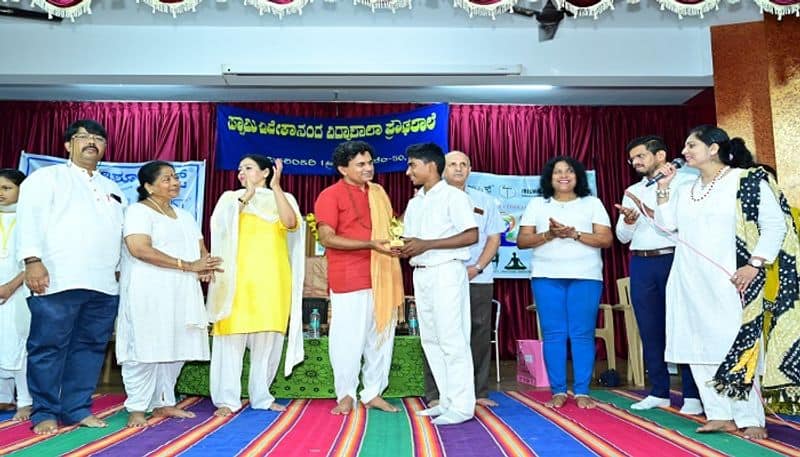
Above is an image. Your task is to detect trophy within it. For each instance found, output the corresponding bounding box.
[388,217,405,247]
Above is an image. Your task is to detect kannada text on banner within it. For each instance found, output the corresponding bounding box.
[18,151,207,223]
[216,104,449,175]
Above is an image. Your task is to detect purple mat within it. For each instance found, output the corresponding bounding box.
[435,417,506,457]
[92,399,216,457]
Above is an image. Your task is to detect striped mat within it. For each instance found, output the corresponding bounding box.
[1,390,798,456]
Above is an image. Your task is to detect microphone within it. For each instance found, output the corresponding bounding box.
[646,158,685,187]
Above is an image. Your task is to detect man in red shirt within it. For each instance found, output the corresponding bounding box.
[314,141,404,415]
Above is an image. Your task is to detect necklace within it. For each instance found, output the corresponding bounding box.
[0,215,16,259]
[146,197,172,217]
[343,182,372,230]
[690,166,730,202]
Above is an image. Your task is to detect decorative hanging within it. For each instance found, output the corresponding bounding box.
[244,0,312,18]
[654,0,721,18]
[452,0,516,19]
[354,0,412,13]
[751,0,800,19]
[137,0,203,17]
[30,0,92,21]
[557,0,614,19]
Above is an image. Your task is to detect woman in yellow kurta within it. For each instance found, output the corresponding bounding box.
[206,155,305,417]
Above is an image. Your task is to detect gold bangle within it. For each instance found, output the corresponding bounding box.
[177,258,183,271]
[541,231,550,241]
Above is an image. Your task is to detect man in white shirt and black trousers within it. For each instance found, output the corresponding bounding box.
[615,135,702,415]
[398,143,478,425]
[17,120,126,435]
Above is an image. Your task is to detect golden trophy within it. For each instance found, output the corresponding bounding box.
[388,217,405,247]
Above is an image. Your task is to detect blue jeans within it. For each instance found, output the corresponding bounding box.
[531,278,602,396]
[630,255,699,400]
[26,289,119,425]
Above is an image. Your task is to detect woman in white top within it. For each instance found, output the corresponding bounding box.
[0,169,31,421]
[654,126,787,440]
[518,156,612,409]
[118,161,222,428]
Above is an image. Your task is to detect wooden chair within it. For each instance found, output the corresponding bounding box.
[615,277,645,386]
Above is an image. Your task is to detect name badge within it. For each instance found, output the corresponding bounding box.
[473,207,484,215]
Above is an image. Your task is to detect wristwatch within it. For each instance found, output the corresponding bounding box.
[475,264,484,274]
[747,258,764,269]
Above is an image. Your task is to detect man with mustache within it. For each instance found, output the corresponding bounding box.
[615,135,702,415]
[17,120,126,434]
[314,140,403,415]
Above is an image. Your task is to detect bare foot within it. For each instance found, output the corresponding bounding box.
[476,398,498,407]
[428,399,440,407]
[331,396,354,415]
[365,396,399,413]
[13,406,32,421]
[269,403,286,412]
[214,406,233,417]
[126,411,147,428]
[575,396,597,409]
[79,415,108,428]
[0,402,15,411]
[696,420,737,433]
[546,394,568,408]
[152,406,195,419]
[742,426,768,440]
[32,419,58,435]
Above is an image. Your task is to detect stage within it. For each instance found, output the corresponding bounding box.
[1,389,799,456]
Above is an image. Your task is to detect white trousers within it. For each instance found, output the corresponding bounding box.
[690,363,765,428]
[210,331,284,412]
[121,361,184,412]
[413,262,475,420]
[328,289,395,403]
[0,367,31,407]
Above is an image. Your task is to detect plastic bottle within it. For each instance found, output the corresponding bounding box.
[309,308,321,339]
[407,302,419,336]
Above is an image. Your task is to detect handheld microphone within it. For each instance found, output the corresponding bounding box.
[646,158,685,187]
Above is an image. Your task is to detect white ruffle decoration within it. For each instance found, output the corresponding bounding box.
[655,0,721,19]
[354,0,412,13]
[752,0,800,19]
[138,0,203,17]
[244,0,312,18]
[452,0,516,19]
[30,0,92,21]
[558,0,614,19]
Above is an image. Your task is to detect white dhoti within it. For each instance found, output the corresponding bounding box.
[690,364,765,428]
[413,261,475,421]
[121,361,184,412]
[0,367,31,407]
[210,331,284,412]
[328,288,395,403]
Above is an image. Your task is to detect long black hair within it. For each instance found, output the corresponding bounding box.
[688,125,755,169]
[540,156,591,198]
[241,154,275,189]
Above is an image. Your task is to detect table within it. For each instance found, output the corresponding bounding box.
[176,336,425,398]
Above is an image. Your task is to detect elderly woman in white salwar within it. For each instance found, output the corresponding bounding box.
[118,161,223,428]
[0,169,32,421]
[654,126,787,440]
[206,155,305,417]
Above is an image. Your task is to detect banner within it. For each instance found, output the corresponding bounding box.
[216,104,449,175]
[466,171,597,280]
[18,152,207,223]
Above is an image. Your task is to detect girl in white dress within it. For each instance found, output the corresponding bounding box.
[654,126,786,440]
[0,169,31,421]
[117,161,223,428]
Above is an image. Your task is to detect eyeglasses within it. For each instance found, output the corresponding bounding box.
[71,133,107,144]
[627,152,649,165]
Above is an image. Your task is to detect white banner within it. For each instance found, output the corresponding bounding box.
[466,170,597,279]
[18,151,207,223]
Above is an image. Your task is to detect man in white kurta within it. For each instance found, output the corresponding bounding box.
[400,142,478,425]
[655,168,785,430]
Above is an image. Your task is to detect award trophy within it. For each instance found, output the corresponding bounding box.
[388,217,405,247]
